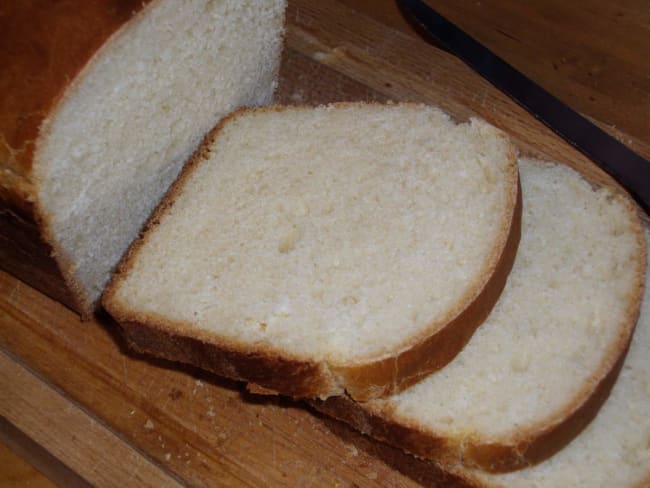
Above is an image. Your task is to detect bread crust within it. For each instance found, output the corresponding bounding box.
[0,0,157,316]
[0,206,78,310]
[310,330,630,472]
[103,103,522,400]
[0,0,154,207]
[310,180,647,471]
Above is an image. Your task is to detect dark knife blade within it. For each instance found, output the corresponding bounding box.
[399,0,650,215]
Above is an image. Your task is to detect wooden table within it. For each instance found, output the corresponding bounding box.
[2,1,649,486]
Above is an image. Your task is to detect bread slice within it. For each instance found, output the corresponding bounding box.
[454,229,650,487]
[0,0,286,316]
[475,233,650,487]
[103,102,521,400]
[312,158,646,470]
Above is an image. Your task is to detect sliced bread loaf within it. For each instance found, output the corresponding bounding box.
[0,0,286,316]
[103,103,521,400]
[312,158,646,469]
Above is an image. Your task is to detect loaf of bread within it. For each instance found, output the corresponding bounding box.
[0,0,287,316]
[312,158,646,470]
[103,102,521,400]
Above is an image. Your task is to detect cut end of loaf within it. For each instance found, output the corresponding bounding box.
[105,101,520,399]
[32,0,287,316]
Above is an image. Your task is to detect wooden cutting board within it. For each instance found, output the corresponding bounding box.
[2,1,649,486]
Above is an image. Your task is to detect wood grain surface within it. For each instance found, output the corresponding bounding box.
[2,1,649,486]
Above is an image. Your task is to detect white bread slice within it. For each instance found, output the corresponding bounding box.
[0,0,286,316]
[464,226,650,488]
[312,158,646,469]
[103,103,521,400]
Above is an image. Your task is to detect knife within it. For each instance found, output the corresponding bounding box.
[398,0,650,215]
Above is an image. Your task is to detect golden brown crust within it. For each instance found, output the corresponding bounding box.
[0,0,157,316]
[103,102,522,400]
[311,395,456,462]
[0,206,78,310]
[309,403,488,488]
[309,340,629,474]
[117,315,339,397]
[310,396,502,487]
[0,0,153,180]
